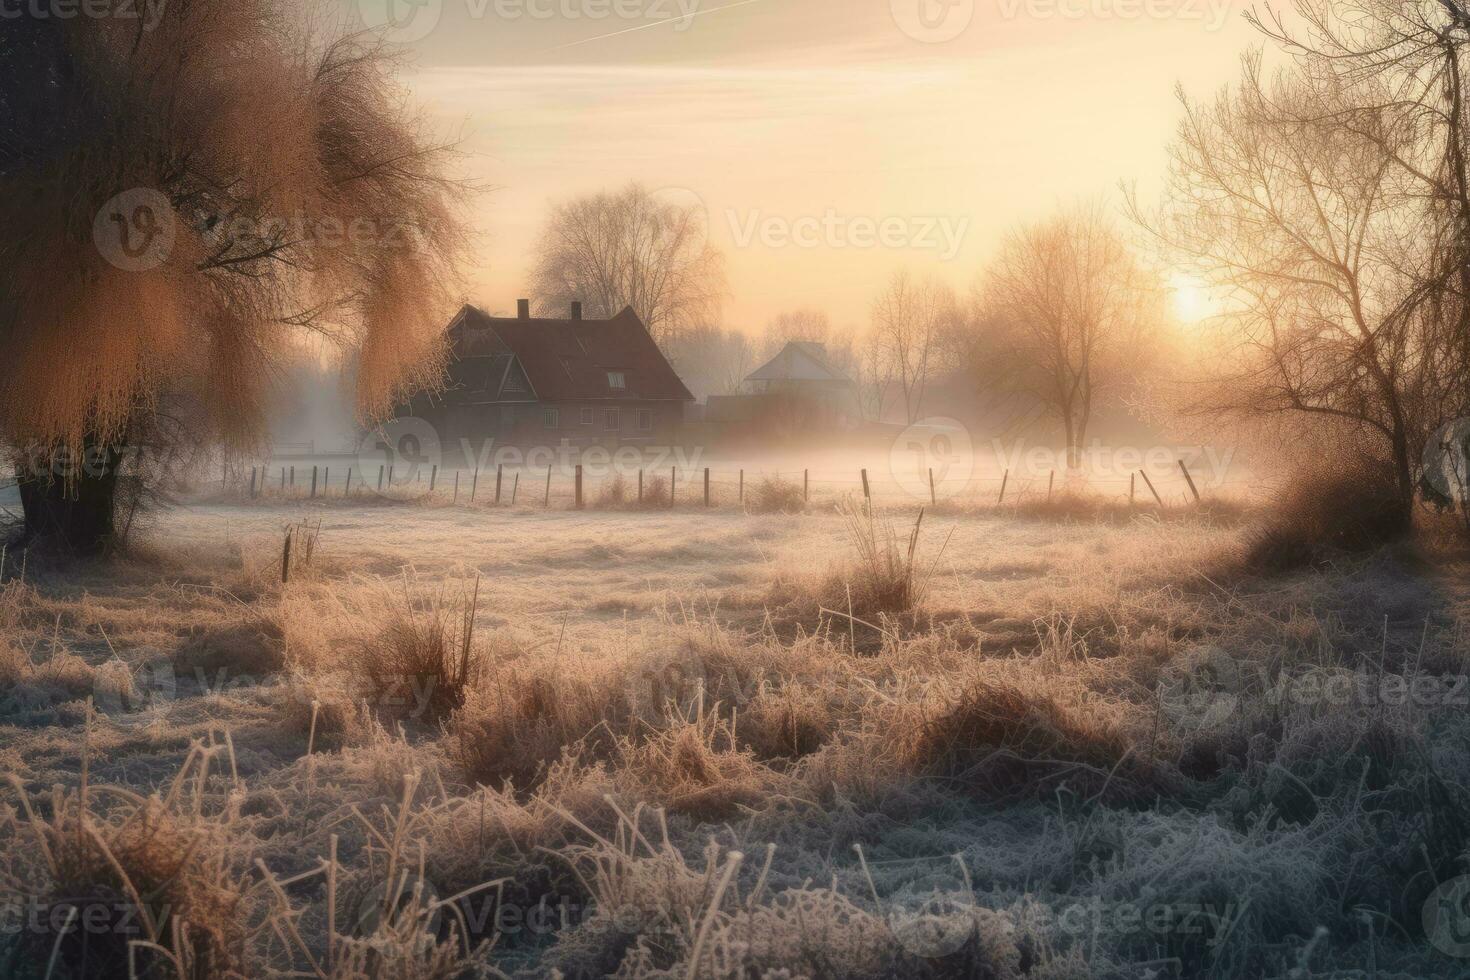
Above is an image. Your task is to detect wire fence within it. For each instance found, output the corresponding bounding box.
[215,456,1260,513]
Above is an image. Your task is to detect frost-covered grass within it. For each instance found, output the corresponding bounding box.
[2,497,1468,978]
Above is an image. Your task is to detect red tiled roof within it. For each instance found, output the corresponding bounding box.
[452,305,693,403]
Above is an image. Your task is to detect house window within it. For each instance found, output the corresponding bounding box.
[607,371,626,390]
[603,409,620,431]
[636,409,653,432]
[580,407,595,426]
[544,407,559,429]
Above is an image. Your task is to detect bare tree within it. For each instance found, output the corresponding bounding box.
[0,4,466,553]
[663,324,756,399]
[867,271,957,424]
[974,204,1154,467]
[1134,21,1470,515]
[857,334,895,422]
[529,183,726,347]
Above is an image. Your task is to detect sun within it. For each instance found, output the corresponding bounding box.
[1169,272,1217,324]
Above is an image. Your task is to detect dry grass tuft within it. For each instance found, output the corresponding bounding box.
[901,679,1165,804]
[799,500,949,632]
[3,743,253,979]
[359,576,483,725]
[451,663,621,792]
[614,707,773,819]
[173,616,285,679]
[736,685,833,760]
[0,637,94,718]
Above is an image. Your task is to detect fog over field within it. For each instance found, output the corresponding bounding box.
[5,2,1470,979]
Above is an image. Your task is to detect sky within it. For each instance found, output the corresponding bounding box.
[347,0,1262,330]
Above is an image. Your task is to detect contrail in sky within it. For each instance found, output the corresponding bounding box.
[550,0,768,51]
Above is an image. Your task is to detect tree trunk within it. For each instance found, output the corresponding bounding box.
[16,441,125,555]
[1390,427,1416,521]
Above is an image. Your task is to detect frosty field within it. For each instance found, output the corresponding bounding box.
[2,493,1469,978]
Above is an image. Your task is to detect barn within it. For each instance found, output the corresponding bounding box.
[403,301,694,454]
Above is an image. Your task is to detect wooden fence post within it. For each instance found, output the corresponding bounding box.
[453,471,460,504]
[281,529,292,585]
[310,466,318,499]
[289,465,295,488]
[704,468,711,507]
[804,469,809,503]
[1139,469,1164,507]
[1047,471,1054,502]
[345,469,353,496]
[1129,473,1136,506]
[575,465,584,510]
[495,464,503,505]
[511,473,519,505]
[671,467,677,507]
[544,467,552,507]
[249,467,257,499]
[377,465,385,492]
[638,469,644,505]
[280,468,286,491]
[1178,459,1201,504]
[929,467,936,506]
[471,465,480,503]
[997,469,1009,506]
[861,469,871,503]
[429,465,438,494]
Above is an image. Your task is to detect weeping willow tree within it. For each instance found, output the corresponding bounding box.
[0,2,465,553]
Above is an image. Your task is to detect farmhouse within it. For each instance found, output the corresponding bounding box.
[704,341,863,432]
[404,301,694,452]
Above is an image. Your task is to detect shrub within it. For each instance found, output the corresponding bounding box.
[636,475,670,509]
[746,476,805,514]
[597,473,630,508]
[1245,462,1410,573]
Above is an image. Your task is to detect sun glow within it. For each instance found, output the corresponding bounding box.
[1169,272,1217,324]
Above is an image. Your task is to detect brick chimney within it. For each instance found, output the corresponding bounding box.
[517,299,530,319]
[571,301,583,321]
